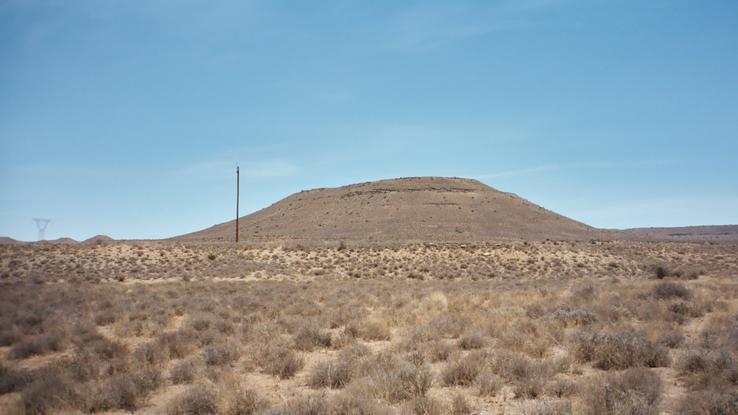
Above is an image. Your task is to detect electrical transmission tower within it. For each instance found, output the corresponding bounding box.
[33,218,51,241]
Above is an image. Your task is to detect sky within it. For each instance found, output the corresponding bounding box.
[1,0,737,241]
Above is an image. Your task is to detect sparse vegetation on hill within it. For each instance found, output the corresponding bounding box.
[178,177,597,243]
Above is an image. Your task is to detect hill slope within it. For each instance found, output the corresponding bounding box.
[178,177,597,244]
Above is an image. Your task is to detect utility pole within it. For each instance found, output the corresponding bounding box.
[236,165,240,243]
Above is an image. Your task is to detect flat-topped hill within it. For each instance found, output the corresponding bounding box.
[178,176,597,244]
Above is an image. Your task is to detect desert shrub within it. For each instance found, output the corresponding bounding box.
[652,264,701,280]
[573,331,669,369]
[203,342,240,366]
[67,350,103,382]
[423,340,452,362]
[518,399,572,415]
[492,351,539,380]
[31,273,46,284]
[95,310,117,326]
[157,329,197,359]
[667,300,707,324]
[551,354,572,374]
[427,312,467,339]
[653,281,691,300]
[620,368,664,407]
[545,377,577,398]
[657,331,685,348]
[134,341,169,367]
[676,389,738,415]
[355,353,433,402]
[293,321,332,351]
[309,357,354,389]
[395,333,437,359]
[398,360,434,399]
[475,370,502,397]
[88,334,128,359]
[676,348,738,389]
[498,319,557,358]
[512,370,548,399]
[263,346,304,379]
[491,351,554,399]
[580,368,662,415]
[339,342,372,363]
[526,303,545,319]
[451,394,473,415]
[404,396,446,415]
[279,394,330,415]
[653,264,670,280]
[331,330,357,349]
[9,332,65,359]
[196,328,220,347]
[330,393,393,415]
[458,332,486,350]
[214,318,235,335]
[220,381,268,415]
[89,366,161,412]
[348,318,391,341]
[399,325,438,351]
[442,351,487,386]
[131,366,162,396]
[676,349,713,374]
[0,328,21,346]
[21,371,80,415]
[171,358,200,384]
[0,364,31,394]
[92,373,140,411]
[685,270,702,280]
[571,283,596,303]
[190,314,215,332]
[548,308,597,327]
[167,384,219,415]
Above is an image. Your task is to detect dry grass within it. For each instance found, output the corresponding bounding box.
[580,368,662,415]
[8,332,65,359]
[309,357,354,389]
[166,384,219,415]
[261,346,304,379]
[0,240,736,413]
[653,281,692,300]
[170,358,200,384]
[293,321,332,351]
[677,389,738,415]
[442,351,486,386]
[573,330,669,369]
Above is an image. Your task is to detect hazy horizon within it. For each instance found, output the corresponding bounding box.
[2,0,738,241]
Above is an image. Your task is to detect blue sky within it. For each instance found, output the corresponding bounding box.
[2,0,737,241]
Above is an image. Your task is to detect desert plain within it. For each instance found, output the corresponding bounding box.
[1,178,737,415]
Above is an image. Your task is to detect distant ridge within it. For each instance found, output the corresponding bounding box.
[177,176,599,244]
[0,237,24,245]
[83,235,114,244]
[45,237,78,244]
[622,225,738,242]
[0,235,116,245]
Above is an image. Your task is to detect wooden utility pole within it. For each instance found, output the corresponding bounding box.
[236,165,240,242]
